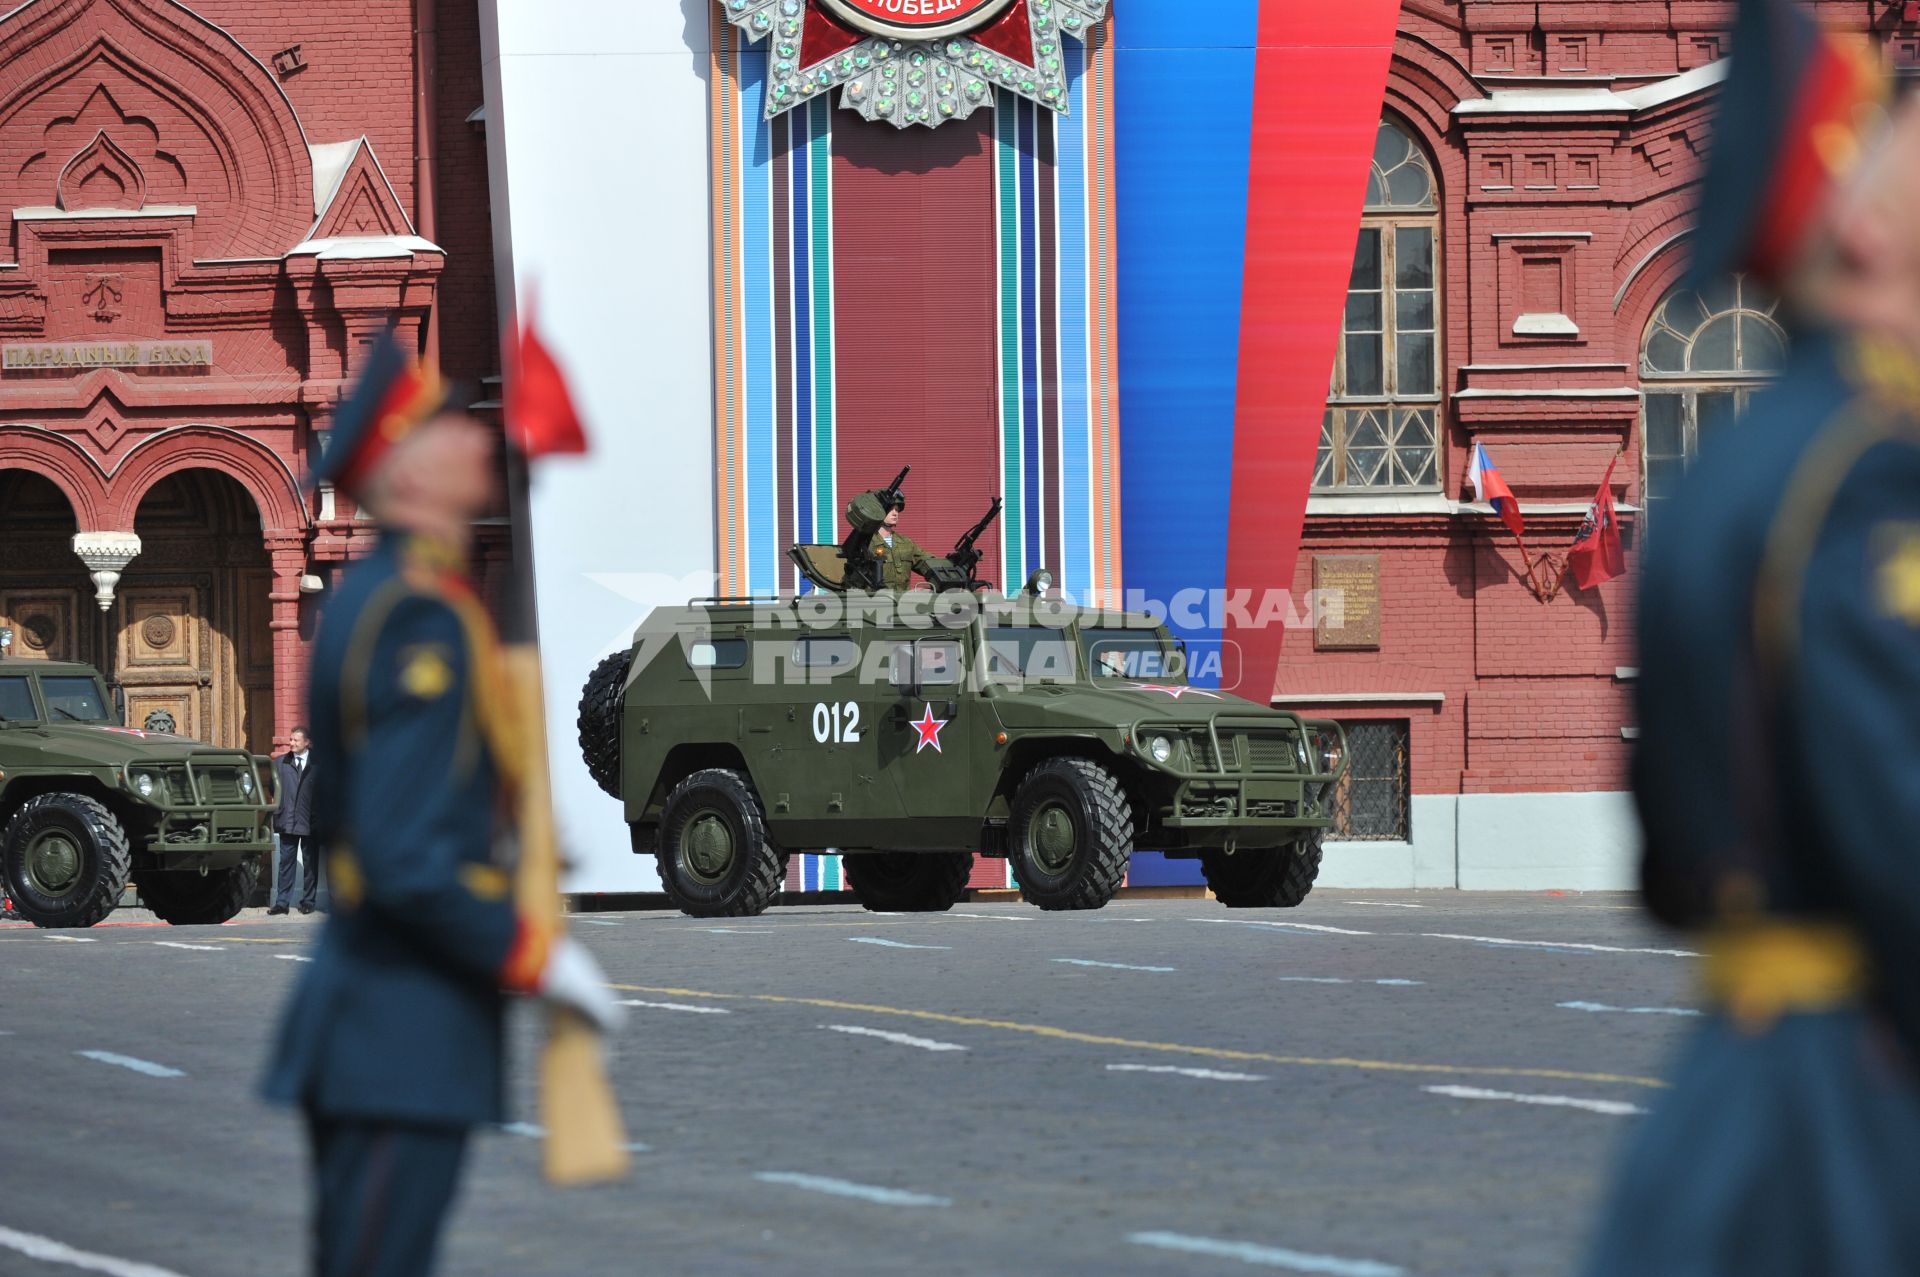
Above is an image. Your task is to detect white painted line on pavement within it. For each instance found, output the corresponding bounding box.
[495,1121,648,1150]
[1422,932,1698,958]
[949,912,1031,921]
[44,935,96,942]
[0,1224,192,1277]
[153,941,222,952]
[1559,1000,1701,1017]
[1190,918,1373,936]
[822,1024,967,1053]
[76,1051,184,1079]
[1423,1084,1646,1116]
[1053,958,1176,973]
[1277,977,1425,986]
[754,1171,951,1208]
[1342,901,1424,908]
[703,927,773,934]
[275,954,313,963]
[847,937,951,950]
[619,999,732,1015]
[1108,1064,1267,1082]
[1128,1230,1405,1275]
[579,919,623,927]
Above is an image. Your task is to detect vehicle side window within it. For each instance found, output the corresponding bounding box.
[918,640,962,686]
[890,639,963,688]
[0,675,34,721]
[686,638,749,670]
[792,636,859,671]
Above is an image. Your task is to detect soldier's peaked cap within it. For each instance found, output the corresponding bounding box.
[308,326,455,498]
[1687,0,1888,292]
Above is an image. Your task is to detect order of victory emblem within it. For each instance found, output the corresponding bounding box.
[718,0,1109,128]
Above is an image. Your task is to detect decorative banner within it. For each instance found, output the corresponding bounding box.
[716,0,1108,128]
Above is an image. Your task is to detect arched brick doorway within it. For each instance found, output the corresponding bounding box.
[117,469,273,751]
[0,470,94,664]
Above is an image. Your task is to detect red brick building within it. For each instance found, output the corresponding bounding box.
[1276,1,1909,886]
[0,0,501,752]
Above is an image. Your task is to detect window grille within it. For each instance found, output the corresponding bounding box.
[1328,720,1410,841]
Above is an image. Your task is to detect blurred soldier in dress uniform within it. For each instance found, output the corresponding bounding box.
[1586,2,1920,1271]
[263,330,622,1277]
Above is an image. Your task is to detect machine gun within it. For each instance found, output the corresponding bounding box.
[834,465,910,592]
[916,496,1002,593]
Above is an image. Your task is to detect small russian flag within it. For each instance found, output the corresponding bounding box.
[1468,443,1524,539]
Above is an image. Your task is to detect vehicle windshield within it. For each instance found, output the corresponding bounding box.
[40,676,111,723]
[0,675,34,722]
[1082,628,1184,683]
[984,627,1078,683]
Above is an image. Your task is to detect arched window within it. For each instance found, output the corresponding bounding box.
[1640,274,1787,524]
[1316,118,1441,493]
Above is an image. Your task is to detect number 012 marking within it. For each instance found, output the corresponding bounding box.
[811,701,863,744]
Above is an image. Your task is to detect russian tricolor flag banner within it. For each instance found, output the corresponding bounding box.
[1468,443,1525,540]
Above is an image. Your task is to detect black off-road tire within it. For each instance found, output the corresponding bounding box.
[135,858,261,926]
[1,793,132,929]
[655,769,783,918]
[578,651,633,800]
[1008,758,1133,911]
[1200,829,1325,908]
[843,851,973,913]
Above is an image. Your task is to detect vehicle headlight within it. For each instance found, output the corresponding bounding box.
[1149,735,1173,764]
[1316,731,1343,774]
[133,771,156,798]
[238,770,255,799]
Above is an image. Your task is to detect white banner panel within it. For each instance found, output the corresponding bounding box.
[481,0,717,892]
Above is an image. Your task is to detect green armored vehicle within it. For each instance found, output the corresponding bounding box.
[578,473,1346,918]
[0,633,278,928]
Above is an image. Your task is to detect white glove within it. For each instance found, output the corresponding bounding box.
[537,936,625,1034]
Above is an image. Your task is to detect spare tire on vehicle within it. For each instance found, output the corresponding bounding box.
[578,650,633,799]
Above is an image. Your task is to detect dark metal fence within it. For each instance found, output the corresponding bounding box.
[1330,720,1410,841]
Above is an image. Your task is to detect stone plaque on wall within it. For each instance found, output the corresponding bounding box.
[1314,554,1382,650]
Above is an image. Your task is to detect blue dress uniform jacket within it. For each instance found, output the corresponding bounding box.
[264,534,530,1128]
[1585,334,1920,1273]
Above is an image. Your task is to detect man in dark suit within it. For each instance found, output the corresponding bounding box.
[263,330,621,1276]
[1584,3,1920,1271]
[269,725,319,915]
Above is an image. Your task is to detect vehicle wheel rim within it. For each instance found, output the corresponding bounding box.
[682,812,736,885]
[1030,801,1078,876]
[25,830,84,899]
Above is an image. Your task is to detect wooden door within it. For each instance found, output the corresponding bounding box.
[0,590,83,662]
[116,586,207,740]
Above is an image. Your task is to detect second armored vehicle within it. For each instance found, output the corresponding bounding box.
[0,641,279,928]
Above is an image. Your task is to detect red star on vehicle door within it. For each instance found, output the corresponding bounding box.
[910,703,949,753]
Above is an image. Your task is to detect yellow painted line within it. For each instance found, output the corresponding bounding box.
[609,983,1669,1090]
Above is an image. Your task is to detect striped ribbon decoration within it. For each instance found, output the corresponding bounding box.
[991,30,1121,606]
[711,16,839,598]
[709,10,1123,893]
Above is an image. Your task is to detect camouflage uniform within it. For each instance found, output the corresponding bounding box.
[870,530,934,591]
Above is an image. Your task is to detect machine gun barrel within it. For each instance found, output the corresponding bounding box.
[877,465,911,508]
[950,496,1003,562]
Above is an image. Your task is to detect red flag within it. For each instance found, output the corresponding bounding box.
[505,307,588,458]
[1568,454,1626,590]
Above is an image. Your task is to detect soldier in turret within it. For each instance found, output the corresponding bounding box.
[870,491,934,591]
